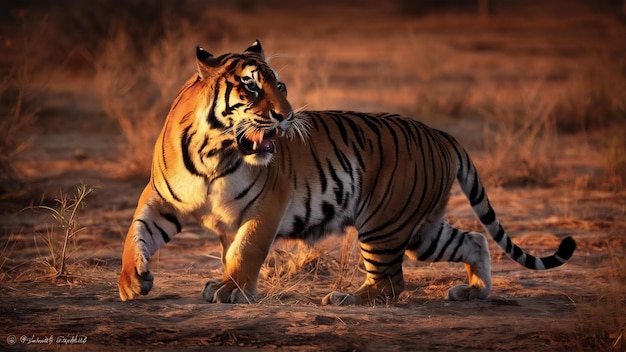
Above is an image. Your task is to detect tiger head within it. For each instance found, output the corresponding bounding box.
[193,40,307,166]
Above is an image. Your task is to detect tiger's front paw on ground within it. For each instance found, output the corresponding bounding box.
[203,280,257,304]
[118,268,153,301]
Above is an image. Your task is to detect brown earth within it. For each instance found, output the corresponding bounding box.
[1,1,625,351]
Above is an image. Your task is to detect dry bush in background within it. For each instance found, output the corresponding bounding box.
[477,82,558,187]
[0,14,39,193]
[283,53,332,111]
[407,38,470,117]
[0,65,35,192]
[554,50,626,133]
[24,0,213,179]
[94,22,200,178]
[33,0,201,72]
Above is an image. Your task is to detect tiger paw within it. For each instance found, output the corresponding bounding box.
[118,267,153,301]
[447,284,489,301]
[321,291,360,306]
[119,247,153,301]
[203,280,257,304]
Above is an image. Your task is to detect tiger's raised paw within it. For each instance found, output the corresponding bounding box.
[118,268,153,301]
[203,280,257,304]
[119,242,154,301]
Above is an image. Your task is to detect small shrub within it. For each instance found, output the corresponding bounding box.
[32,184,94,281]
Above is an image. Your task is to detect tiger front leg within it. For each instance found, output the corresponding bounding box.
[119,186,182,301]
[119,221,153,301]
[202,216,281,304]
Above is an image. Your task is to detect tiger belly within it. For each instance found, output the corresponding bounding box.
[275,189,356,242]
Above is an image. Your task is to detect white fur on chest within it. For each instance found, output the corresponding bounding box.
[204,166,263,230]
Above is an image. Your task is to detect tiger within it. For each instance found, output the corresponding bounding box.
[118,40,576,305]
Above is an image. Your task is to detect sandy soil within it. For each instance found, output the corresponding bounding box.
[1,2,625,351]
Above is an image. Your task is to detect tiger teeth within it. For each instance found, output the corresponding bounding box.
[252,141,258,150]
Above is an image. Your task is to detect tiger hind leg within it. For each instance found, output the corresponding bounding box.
[406,219,492,301]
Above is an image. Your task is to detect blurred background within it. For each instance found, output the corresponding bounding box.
[0,0,625,190]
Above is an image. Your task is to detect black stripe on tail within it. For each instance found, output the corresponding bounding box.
[453,144,576,270]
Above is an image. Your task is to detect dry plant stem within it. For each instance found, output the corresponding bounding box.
[35,185,94,278]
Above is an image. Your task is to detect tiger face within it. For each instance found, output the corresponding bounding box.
[195,41,295,166]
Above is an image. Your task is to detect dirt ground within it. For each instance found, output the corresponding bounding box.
[1,1,625,351]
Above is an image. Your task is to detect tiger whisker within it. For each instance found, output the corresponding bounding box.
[294,104,310,113]
[221,126,235,136]
[284,116,311,144]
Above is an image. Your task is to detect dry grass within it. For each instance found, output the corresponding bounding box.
[259,241,327,303]
[281,53,332,111]
[602,133,626,190]
[407,37,470,117]
[0,234,18,282]
[554,50,626,133]
[259,232,363,304]
[22,0,209,179]
[0,69,33,192]
[32,185,94,279]
[572,241,626,350]
[93,22,200,178]
[475,81,558,187]
[333,227,362,292]
[0,185,98,284]
[0,15,38,193]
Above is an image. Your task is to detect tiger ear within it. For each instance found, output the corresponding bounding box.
[243,40,265,60]
[196,46,215,80]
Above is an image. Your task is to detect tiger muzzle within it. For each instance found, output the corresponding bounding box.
[238,128,280,155]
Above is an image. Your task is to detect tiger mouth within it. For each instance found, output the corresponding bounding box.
[237,128,280,155]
